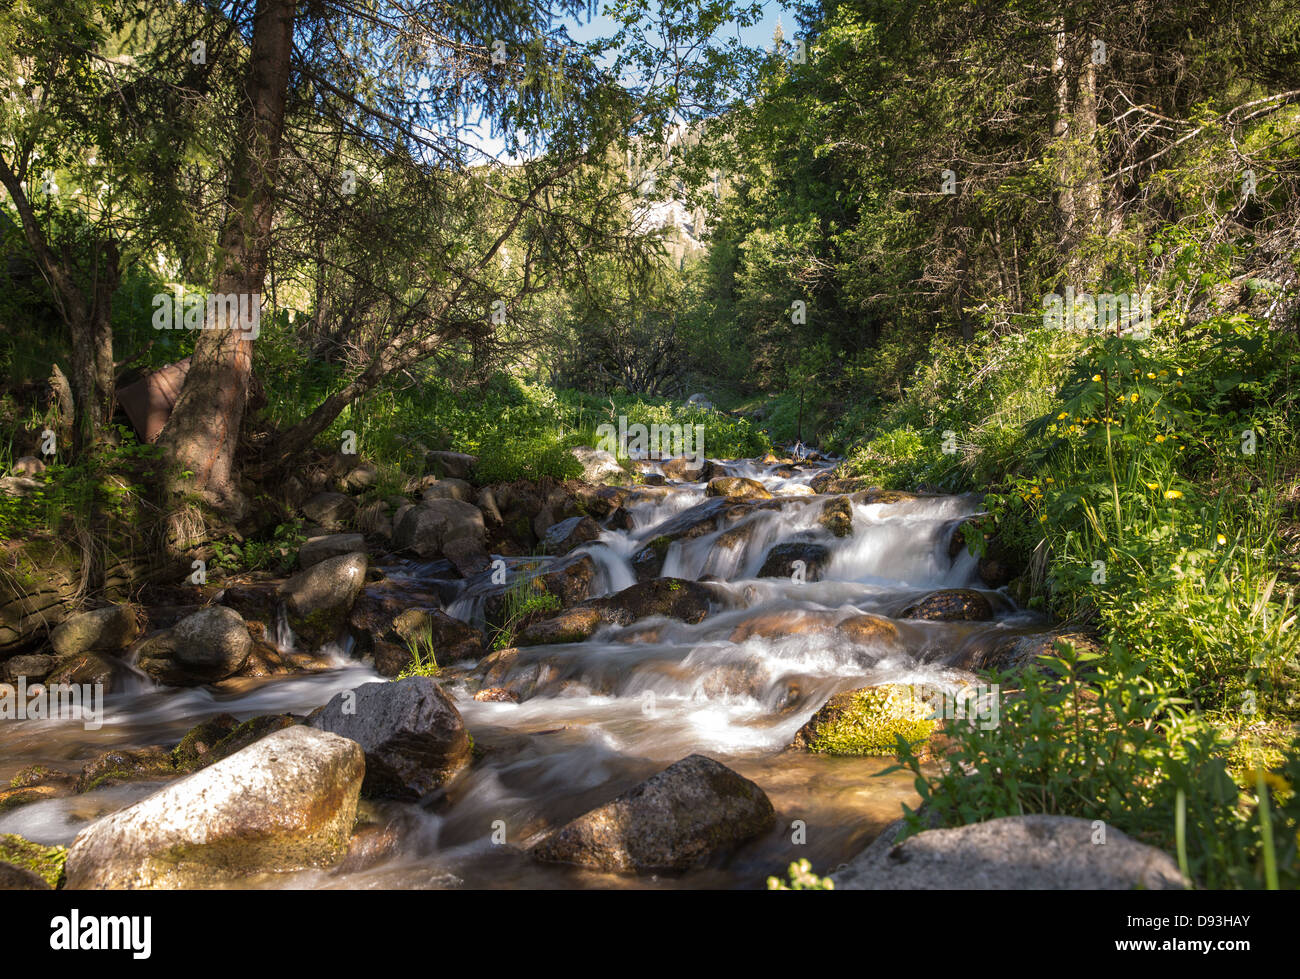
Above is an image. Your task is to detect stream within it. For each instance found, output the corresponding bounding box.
[0,455,1054,888]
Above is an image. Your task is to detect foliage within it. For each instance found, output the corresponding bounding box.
[891,642,1300,889]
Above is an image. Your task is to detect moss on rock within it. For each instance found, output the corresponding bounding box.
[0,834,67,889]
[791,684,937,757]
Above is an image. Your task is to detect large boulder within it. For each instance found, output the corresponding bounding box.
[300,492,356,531]
[49,604,139,658]
[308,677,471,799]
[277,552,368,647]
[63,727,364,888]
[831,815,1188,890]
[136,606,253,685]
[391,499,489,576]
[298,533,367,569]
[532,754,775,874]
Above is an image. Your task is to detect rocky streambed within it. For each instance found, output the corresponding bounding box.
[1,450,1177,890]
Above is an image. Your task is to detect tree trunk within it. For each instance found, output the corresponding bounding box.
[157,0,297,517]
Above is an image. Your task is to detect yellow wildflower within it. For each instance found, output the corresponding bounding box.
[1164,489,1183,500]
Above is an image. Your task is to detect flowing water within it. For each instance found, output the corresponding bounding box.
[0,455,1053,888]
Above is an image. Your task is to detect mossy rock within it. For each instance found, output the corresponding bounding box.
[791,684,937,757]
[0,834,67,889]
[172,713,241,772]
[817,496,854,538]
[76,745,178,793]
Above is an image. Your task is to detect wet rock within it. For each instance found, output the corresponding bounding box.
[588,578,712,627]
[427,450,479,481]
[544,515,602,554]
[9,765,74,790]
[705,476,772,501]
[0,834,65,889]
[378,608,484,671]
[278,552,368,647]
[638,497,731,545]
[64,727,364,889]
[392,498,489,576]
[571,447,625,484]
[482,554,596,628]
[631,535,673,581]
[817,496,854,538]
[298,533,367,569]
[901,588,994,622]
[49,604,139,658]
[421,478,474,503]
[300,492,356,530]
[809,473,873,494]
[852,488,923,505]
[336,820,404,875]
[76,745,178,793]
[758,542,830,581]
[171,714,241,772]
[474,686,521,703]
[0,782,73,813]
[660,457,706,482]
[790,684,937,757]
[218,582,280,633]
[517,607,605,646]
[836,613,901,646]
[832,815,1187,890]
[308,677,471,800]
[136,606,253,685]
[532,754,775,874]
[729,609,839,643]
[1,653,56,683]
